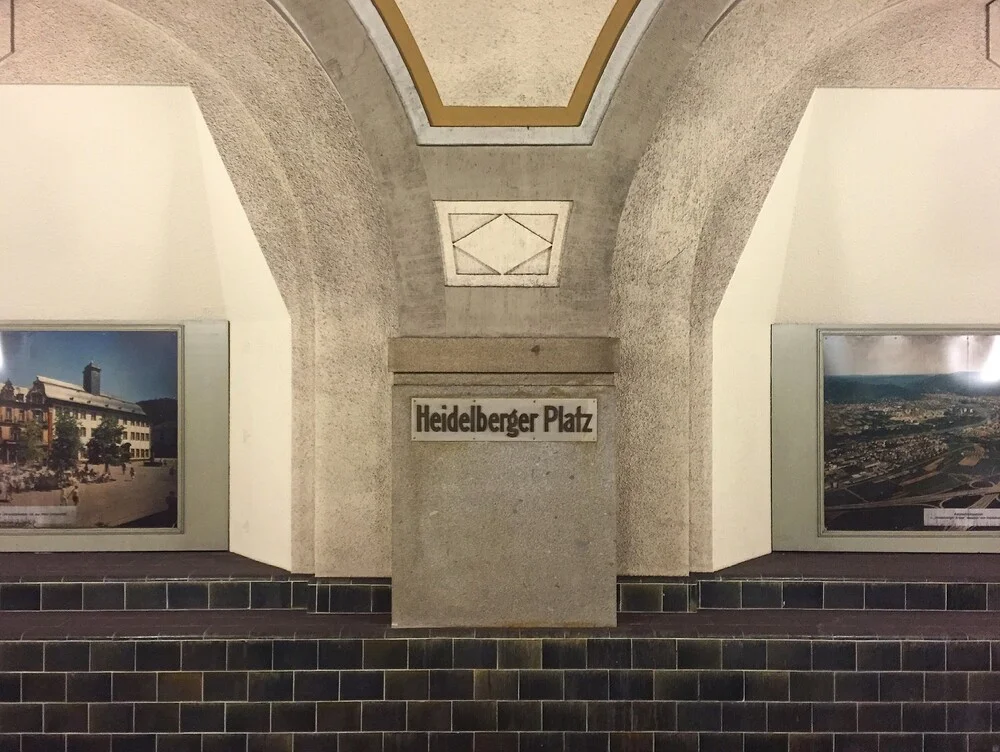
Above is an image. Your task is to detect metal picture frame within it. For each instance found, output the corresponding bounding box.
[772,324,1000,553]
[0,320,228,552]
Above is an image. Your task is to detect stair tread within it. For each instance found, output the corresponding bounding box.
[709,552,1000,582]
[0,551,289,581]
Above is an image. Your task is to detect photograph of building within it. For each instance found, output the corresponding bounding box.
[823,333,1000,532]
[0,330,178,530]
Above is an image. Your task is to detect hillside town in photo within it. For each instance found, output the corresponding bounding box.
[823,333,1000,533]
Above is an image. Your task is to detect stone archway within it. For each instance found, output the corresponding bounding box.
[0,0,398,574]
[613,0,1000,575]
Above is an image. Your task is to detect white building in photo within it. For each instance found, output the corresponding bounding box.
[14,363,152,462]
[0,381,47,463]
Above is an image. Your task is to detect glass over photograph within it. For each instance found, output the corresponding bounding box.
[823,332,1000,533]
[0,329,178,530]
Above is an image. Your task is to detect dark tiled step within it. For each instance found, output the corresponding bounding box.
[13,576,991,617]
[618,609,1000,640]
[618,552,1000,615]
[0,552,393,616]
[312,581,392,615]
[0,731,989,752]
[695,580,999,613]
[0,581,392,615]
[619,582,697,614]
[618,579,1000,614]
[0,631,999,669]
[0,580,312,613]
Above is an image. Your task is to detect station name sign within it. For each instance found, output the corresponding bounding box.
[411,398,597,442]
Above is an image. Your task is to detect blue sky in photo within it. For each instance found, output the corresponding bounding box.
[0,330,178,402]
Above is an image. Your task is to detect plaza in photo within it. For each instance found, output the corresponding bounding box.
[0,329,179,530]
[823,332,1000,533]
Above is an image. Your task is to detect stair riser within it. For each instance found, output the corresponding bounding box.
[0,636,992,752]
[5,578,997,616]
[620,580,1000,614]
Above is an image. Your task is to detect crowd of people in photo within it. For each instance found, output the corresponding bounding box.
[0,460,176,507]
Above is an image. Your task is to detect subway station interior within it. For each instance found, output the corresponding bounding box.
[2,0,1000,750]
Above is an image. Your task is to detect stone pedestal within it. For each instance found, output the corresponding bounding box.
[390,338,617,628]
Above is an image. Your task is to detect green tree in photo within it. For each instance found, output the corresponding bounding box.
[87,416,125,473]
[118,442,132,466]
[15,420,45,465]
[49,411,83,476]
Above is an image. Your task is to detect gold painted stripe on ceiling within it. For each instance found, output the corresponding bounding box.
[370,0,641,128]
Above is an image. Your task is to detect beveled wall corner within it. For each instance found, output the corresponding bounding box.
[1,0,14,63]
[989,0,999,67]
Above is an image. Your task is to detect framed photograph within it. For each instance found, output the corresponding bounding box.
[0,322,228,551]
[772,325,1000,552]
[822,331,1000,533]
[0,328,179,530]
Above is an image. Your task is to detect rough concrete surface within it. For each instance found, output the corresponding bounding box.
[285,0,686,340]
[388,337,619,374]
[392,382,616,627]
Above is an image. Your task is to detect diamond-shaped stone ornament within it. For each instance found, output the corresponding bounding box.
[453,215,552,275]
[436,201,572,287]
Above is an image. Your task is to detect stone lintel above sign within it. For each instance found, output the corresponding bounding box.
[411,398,597,442]
[388,337,619,374]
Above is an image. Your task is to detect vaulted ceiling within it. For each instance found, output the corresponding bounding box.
[346,0,661,144]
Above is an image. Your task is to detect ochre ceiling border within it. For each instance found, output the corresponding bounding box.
[370,0,641,128]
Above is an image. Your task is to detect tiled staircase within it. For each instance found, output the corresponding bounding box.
[0,552,996,752]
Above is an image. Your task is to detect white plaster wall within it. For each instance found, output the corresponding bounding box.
[710,103,815,571]
[191,95,294,568]
[0,85,293,568]
[0,87,223,316]
[775,89,1000,324]
[712,88,1000,569]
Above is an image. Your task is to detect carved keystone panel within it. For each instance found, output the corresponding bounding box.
[435,200,571,287]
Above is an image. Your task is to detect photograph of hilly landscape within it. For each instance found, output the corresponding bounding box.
[823,333,1000,533]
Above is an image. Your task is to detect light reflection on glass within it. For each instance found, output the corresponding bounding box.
[980,335,1000,383]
